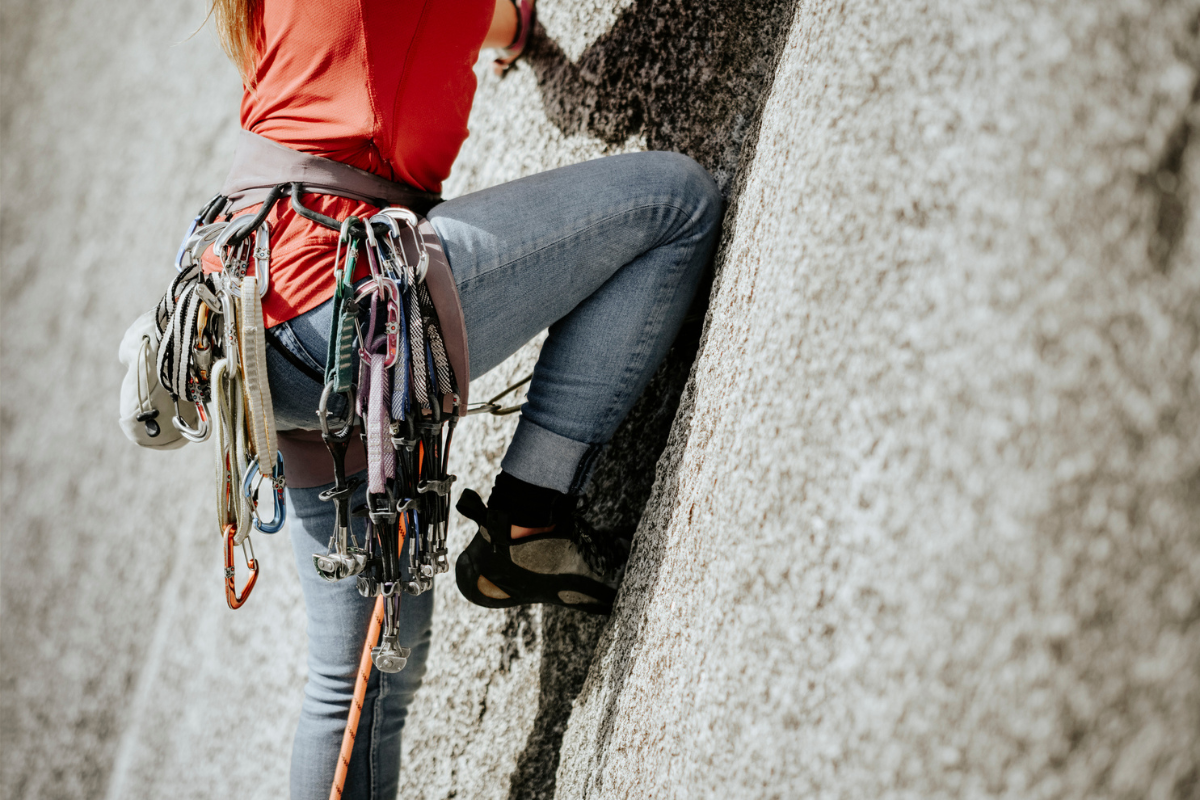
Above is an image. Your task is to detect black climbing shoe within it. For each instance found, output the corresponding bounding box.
[455,488,630,615]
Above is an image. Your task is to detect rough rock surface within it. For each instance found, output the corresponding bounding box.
[2,1,1199,800]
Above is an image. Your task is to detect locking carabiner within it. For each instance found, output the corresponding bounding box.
[224,524,259,610]
[242,451,287,534]
[250,222,271,296]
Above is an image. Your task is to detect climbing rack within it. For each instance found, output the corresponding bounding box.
[155,192,286,611]
[156,185,465,632]
[310,203,462,677]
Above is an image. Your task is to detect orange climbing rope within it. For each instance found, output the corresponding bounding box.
[329,512,410,799]
[330,595,384,800]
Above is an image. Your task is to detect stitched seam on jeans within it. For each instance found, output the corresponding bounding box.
[456,201,694,288]
[592,232,697,439]
[569,443,604,495]
[369,671,387,800]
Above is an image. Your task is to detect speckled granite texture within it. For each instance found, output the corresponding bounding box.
[2,0,1198,798]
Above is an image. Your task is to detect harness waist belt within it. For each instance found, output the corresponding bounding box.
[220,131,470,487]
[222,130,443,216]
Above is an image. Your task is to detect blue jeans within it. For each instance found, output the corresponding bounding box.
[269,151,722,800]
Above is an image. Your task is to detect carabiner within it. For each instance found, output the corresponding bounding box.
[174,219,201,272]
[377,208,428,283]
[174,195,228,271]
[364,217,384,282]
[318,381,356,440]
[242,451,287,534]
[354,278,401,369]
[219,289,241,373]
[219,220,272,299]
[179,222,229,271]
[383,290,400,368]
[367,214,404,282]
[172,397,211,442]
[213,213,256,257]
[250,222,271,296]
[224,524,259,610]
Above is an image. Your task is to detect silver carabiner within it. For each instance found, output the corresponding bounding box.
[317,382,357,439]
[367,213,405,282]
[363,216,385,282]
[219,289,240,373]
[172,397,211,442]
[214,216,269,299]
[250,222,271,297]
[377,208,428,283]
[213,214,257,257]
[178,222,229,271]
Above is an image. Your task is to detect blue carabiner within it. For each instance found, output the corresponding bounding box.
[243,451,287,533]
[174,216,200,272]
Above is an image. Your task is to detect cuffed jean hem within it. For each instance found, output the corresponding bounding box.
[500,416,602,495]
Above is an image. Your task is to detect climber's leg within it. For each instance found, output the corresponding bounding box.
[429,150,723,494]
[428,150,723,611]
[265,305,434,800]
[285,474,434,800]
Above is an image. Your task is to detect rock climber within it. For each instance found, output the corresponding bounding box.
[205,0,723,795]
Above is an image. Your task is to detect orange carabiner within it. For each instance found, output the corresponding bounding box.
[224,524,259,610]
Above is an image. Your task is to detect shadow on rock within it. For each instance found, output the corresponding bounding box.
[526,0,798,191]
[504,0,799,794]
[504,607,607,800]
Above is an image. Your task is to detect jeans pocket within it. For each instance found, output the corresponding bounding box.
[266,321,326,385]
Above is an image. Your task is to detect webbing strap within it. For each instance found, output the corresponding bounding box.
[421,282,455,396]
[212,358,252,545]
[407,283,430,409]
[391,284,411,421]
[365,353,394,495]
[327,234,359,394]
[156,264,205,401]
[240,275,278,472]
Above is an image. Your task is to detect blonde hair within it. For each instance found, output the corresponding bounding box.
[208,0,263,88]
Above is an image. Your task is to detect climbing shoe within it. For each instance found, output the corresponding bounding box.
[455,488,630,615]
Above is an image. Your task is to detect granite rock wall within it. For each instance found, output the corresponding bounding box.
[2,0,1197,798]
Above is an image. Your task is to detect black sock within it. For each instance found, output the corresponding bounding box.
[490,471,572,528]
